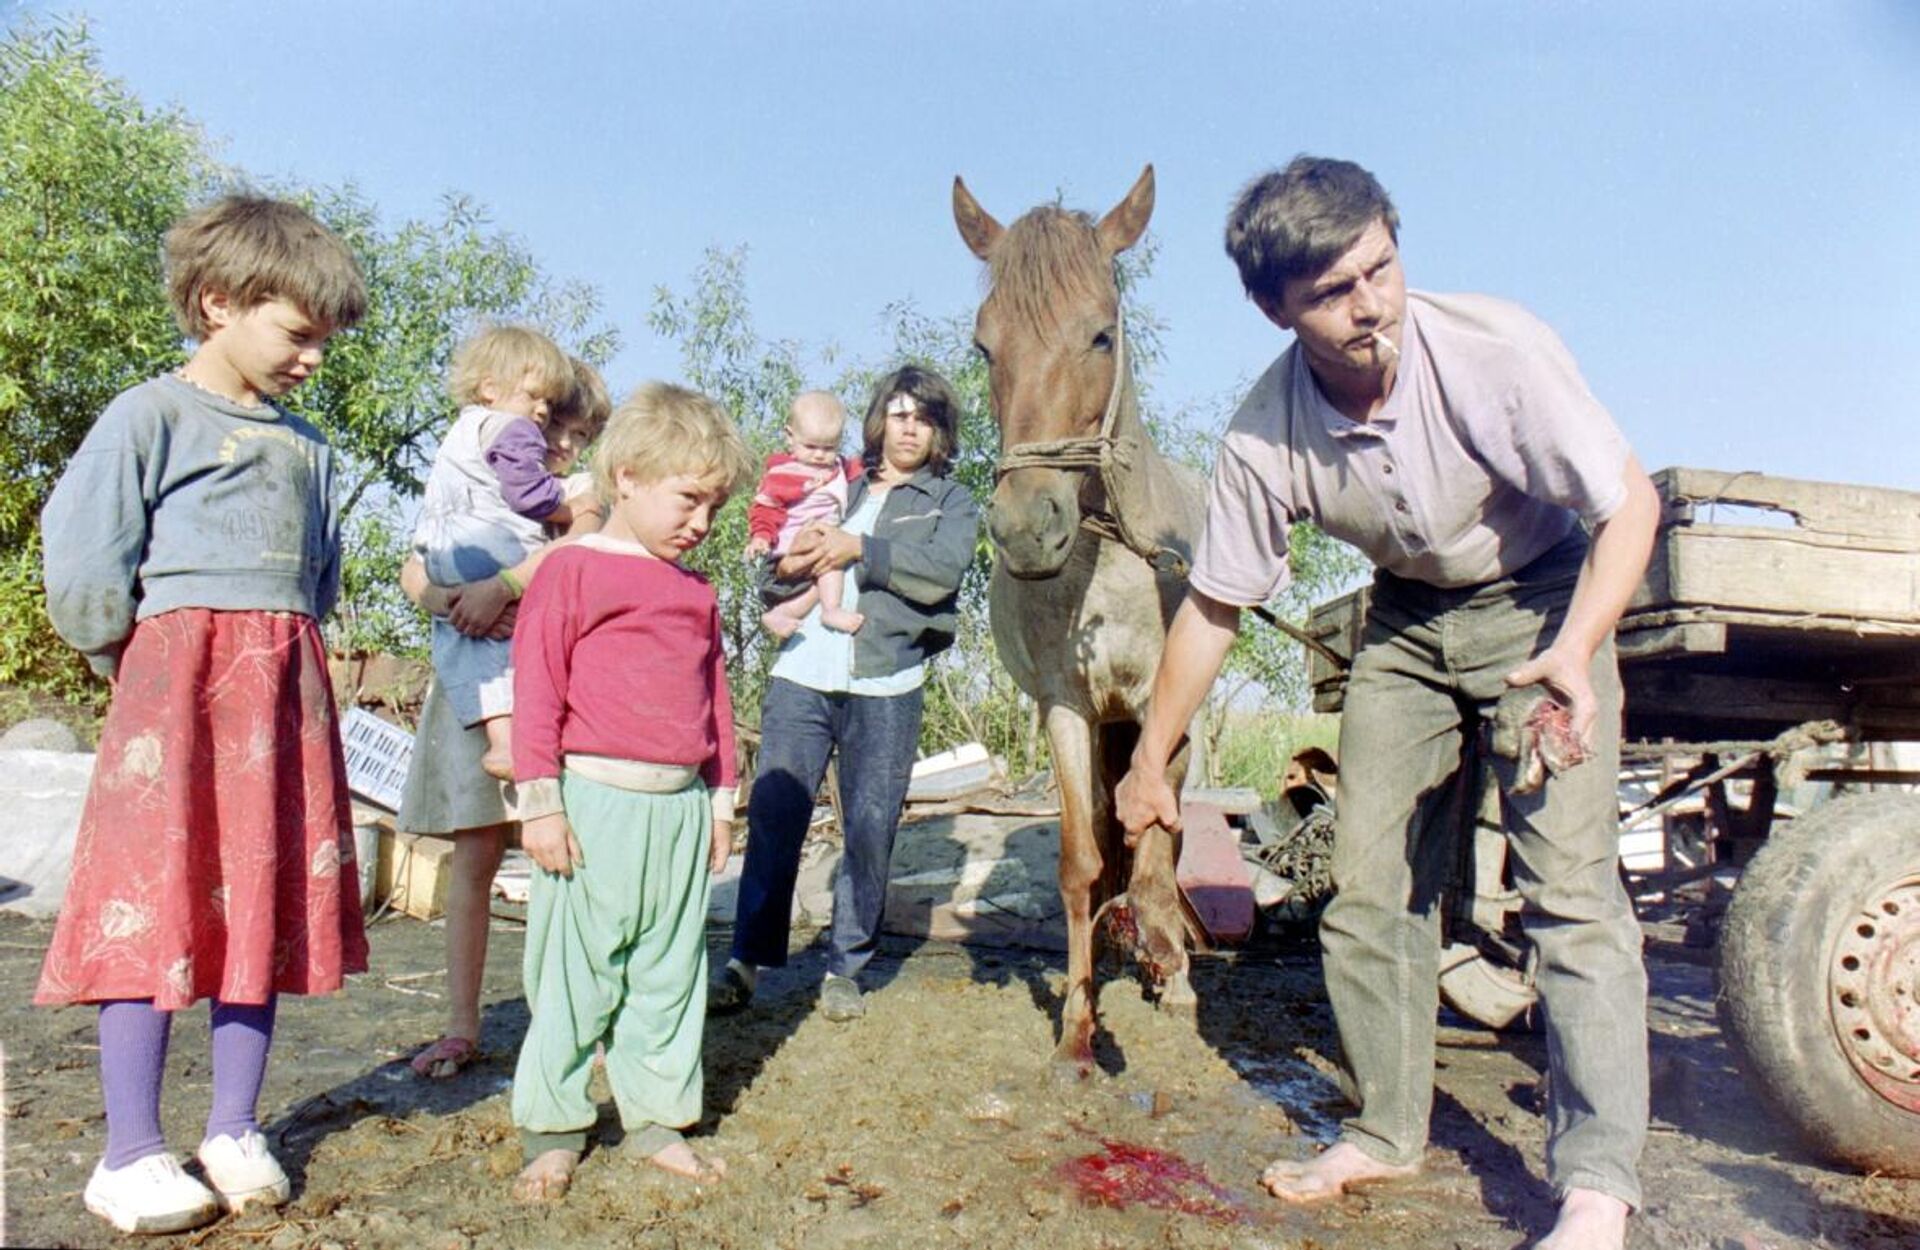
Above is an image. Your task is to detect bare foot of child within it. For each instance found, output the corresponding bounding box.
[512,1149,579,1203]
[761,608,803,640]
[481,716,515,781]
[819,607,866,634]
[645,1139,726,1185]
[1260,1142,1419,1203]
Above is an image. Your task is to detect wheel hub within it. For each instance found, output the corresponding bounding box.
[1829,875,1920,1113]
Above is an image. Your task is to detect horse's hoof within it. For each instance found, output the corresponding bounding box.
[1157,972,1197,1017]
[1051,1036,1097,1082]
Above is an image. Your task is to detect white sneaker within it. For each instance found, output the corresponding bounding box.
[197,1130,291,1212]
[84,1153,219,1234]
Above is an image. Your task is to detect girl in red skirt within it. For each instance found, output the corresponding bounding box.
[35,196,370,1235]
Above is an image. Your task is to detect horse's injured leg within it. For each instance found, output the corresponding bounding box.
[1127,822,1194,1013]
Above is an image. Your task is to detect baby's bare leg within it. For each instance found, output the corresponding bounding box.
[816,567,865,634]
[481,716,515,781]
[762,585,820,640]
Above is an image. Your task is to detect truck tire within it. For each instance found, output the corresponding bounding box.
[1717,791,1920,1175]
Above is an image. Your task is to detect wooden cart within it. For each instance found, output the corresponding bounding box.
[1301,467,1920,1176]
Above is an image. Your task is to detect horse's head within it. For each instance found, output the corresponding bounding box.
[953,166,1155,579]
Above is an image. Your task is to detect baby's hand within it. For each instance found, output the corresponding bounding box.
[709,818,733,874]
[745,535,772,560]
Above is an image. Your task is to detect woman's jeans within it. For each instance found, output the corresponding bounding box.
[1322,538,1648,1209]
[730,678,925,980]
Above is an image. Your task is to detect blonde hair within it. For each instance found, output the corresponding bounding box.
[164,194,367,340]
[447,325,571,408]
[567,358,613,436]
[593,382,755,502]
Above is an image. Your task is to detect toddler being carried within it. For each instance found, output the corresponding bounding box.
[747,391,865,639]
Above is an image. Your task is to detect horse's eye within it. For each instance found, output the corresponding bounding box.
[973,340,992,363]
[1092,329,1114,353]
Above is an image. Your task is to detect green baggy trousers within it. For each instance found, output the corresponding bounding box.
[511,772,712,1153]
[1322,535,1648,1209]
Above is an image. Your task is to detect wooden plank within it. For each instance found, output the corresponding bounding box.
[1633,529,1920,621]
[1616,621,1727,660]
[1623,670,1920,738]
[1655,467,1920,543]
[1617,606,1920,639]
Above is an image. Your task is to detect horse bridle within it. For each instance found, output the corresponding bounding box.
[989,311,1352,670]
[991,313,1191,577]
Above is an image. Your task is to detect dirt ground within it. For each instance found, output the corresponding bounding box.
[6,843,1920,1250]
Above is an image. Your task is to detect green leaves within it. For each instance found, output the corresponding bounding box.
[0,20,618,679]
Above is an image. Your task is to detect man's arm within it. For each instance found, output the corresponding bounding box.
[1506,454,1660,741]
[1115,589,1243,840]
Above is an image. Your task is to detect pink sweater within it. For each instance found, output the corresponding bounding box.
[510,537,736,791]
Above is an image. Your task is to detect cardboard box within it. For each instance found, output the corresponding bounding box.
[375,829,455,921]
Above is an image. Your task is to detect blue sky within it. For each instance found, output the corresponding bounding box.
[20,1,1920,490]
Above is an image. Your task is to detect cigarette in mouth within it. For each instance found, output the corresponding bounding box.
[1369,330,1399,362]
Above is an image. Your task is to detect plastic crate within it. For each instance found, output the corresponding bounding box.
[341,708,414,811]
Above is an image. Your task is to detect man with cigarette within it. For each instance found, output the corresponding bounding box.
[1115,155,1660,1249]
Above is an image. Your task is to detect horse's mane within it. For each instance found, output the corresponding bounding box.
[984,206,1115,341]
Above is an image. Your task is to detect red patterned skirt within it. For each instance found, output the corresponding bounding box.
[36,609,369,1009]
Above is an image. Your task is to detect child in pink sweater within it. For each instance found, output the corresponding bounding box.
[507,382,757,1202]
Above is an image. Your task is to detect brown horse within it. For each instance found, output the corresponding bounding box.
[952,166,1208,1072]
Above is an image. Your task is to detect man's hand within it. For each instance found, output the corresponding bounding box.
[522,811,583,877]
[1116,762,1183,847]
[449,575,516,637]
[1505,644,1598,746]
[709,818,733,874]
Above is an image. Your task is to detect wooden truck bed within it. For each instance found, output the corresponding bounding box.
[1304,468,1920,742]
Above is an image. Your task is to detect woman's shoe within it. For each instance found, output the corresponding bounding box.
[707,962,755,1015]
[819,974,866,1022]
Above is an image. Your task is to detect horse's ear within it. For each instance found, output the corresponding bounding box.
[953,176,1003,260]
[1096,164,1155,257]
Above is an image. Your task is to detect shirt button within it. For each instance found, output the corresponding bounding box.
[1382,463,1394,475]
[1395,500,1410,513]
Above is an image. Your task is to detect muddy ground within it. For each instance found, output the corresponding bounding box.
[6,848,1920,1249]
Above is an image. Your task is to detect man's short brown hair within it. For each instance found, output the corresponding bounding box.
[164,194,367,339]
[1224,156,1399,304]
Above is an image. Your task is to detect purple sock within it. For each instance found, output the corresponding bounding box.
[98,1000,172,1170]
[206,997,276,1143]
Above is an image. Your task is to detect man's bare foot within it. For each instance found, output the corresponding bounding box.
[819,607,865,634]
[1260,1142,1420,1204]
[762,609,802,640]
[512,1149,579,1203]
[1537,1187,1628,1249]
[646,1139,726,1185]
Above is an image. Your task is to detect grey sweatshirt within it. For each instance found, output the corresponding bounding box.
[42,374,340,677]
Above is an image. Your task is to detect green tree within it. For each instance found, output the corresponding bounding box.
[647,246,812,723]
[0,20,214,700]
[0,20,619,686]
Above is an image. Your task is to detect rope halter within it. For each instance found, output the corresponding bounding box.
[991,313,1189,577]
